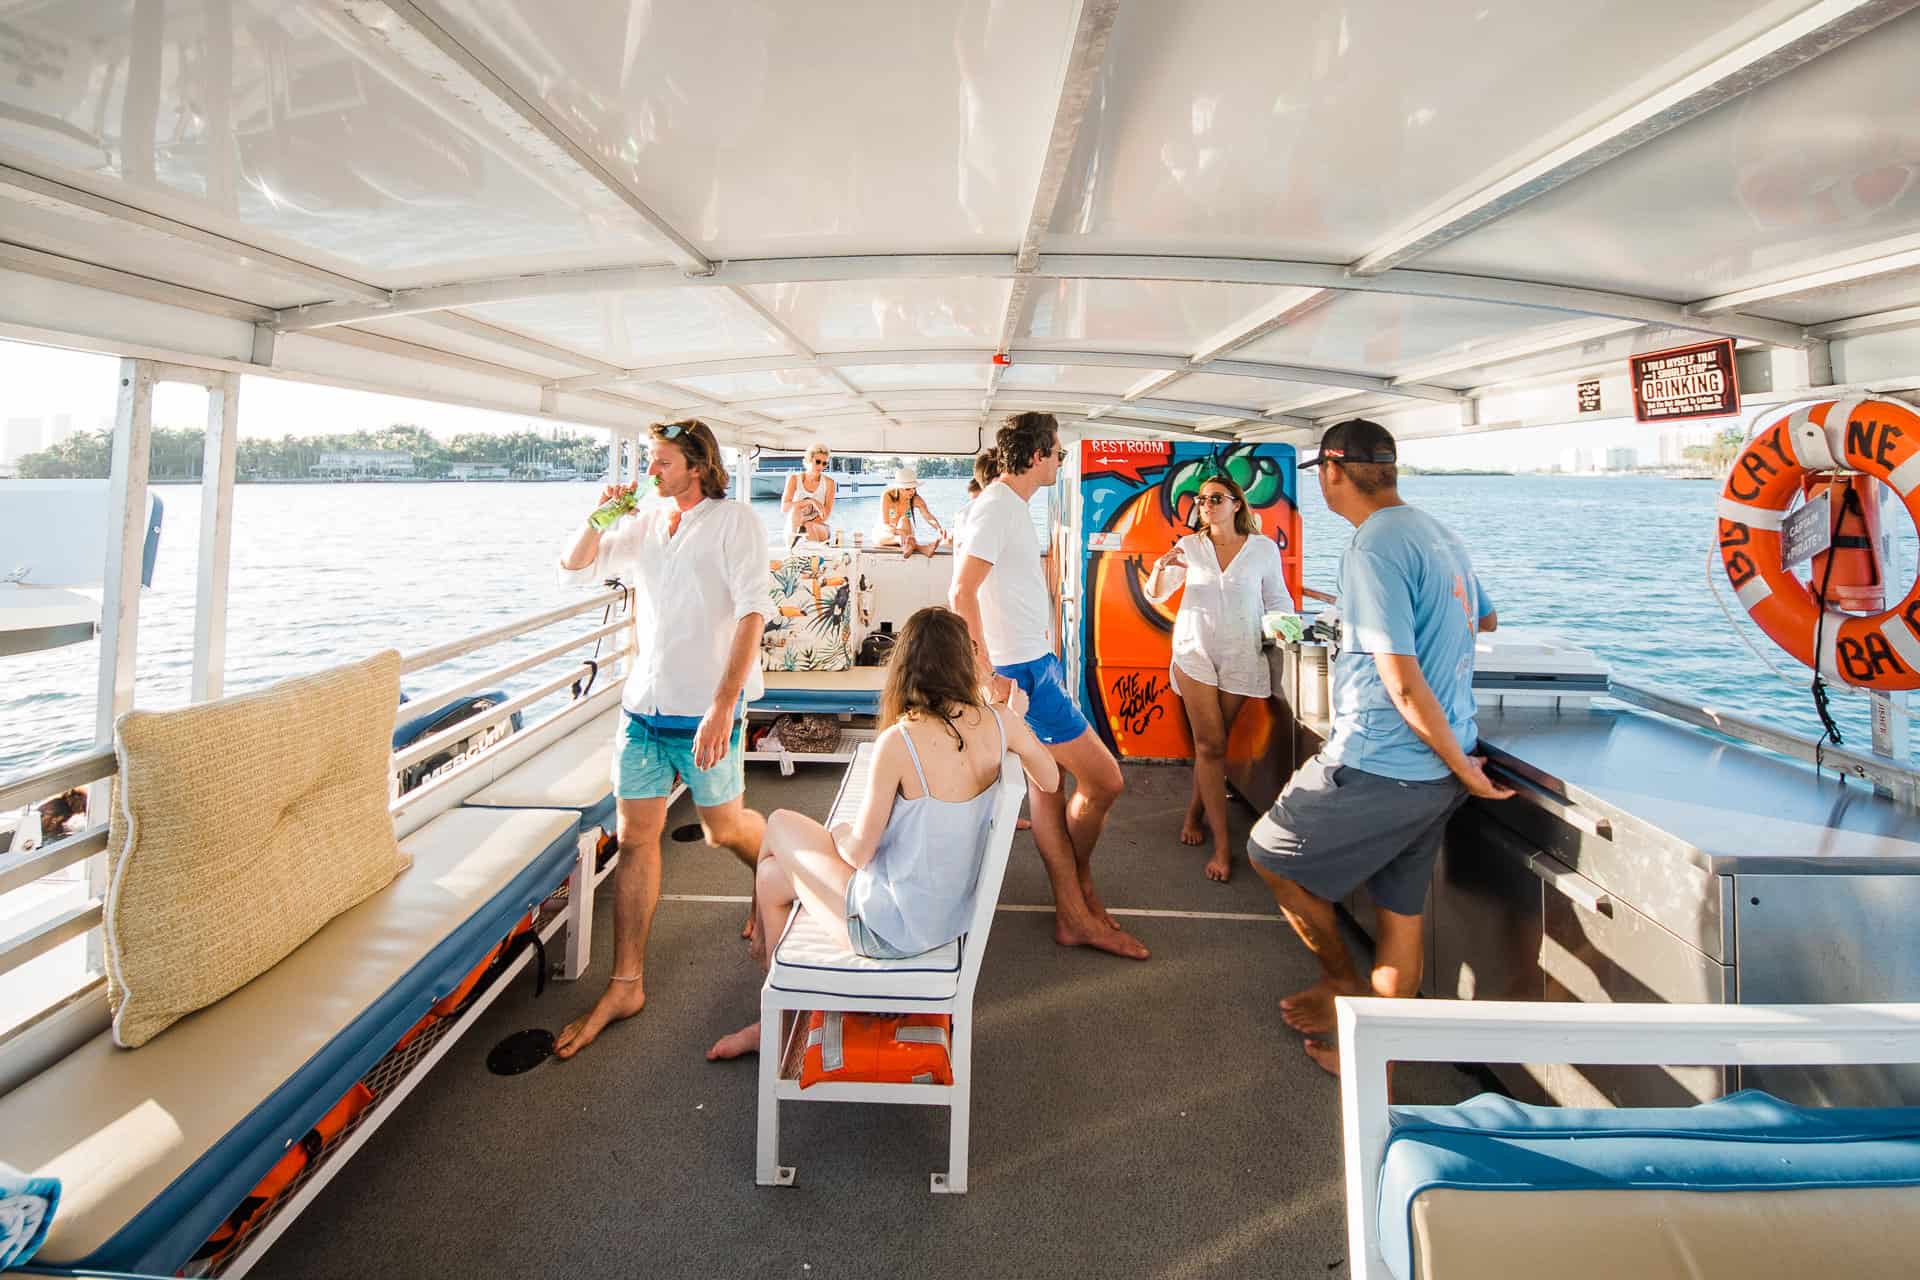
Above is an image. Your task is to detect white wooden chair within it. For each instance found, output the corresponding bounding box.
[756,741,1027,1194]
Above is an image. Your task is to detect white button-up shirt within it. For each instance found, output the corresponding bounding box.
[560,496,773,721]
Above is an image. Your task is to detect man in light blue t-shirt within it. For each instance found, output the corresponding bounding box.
[1247,419,1511,1076]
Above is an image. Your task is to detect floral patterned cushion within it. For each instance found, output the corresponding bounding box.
[762,550,856,671]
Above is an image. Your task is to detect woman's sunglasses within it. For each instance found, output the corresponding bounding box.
[1196,493,1236,506]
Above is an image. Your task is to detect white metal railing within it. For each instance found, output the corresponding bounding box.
[0,584,632,1051]
[1337,997,1920,1280]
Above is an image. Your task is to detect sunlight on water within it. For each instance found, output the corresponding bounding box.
[0,472,1900,781]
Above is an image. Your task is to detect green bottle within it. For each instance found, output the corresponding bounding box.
[588,481,648,530]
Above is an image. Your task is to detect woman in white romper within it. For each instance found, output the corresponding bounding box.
[1144,472,1290,882]
[782,442,835,542]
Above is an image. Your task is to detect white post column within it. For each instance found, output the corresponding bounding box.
[90,359,155,971]
[192,373,241,702]
[96,359,155,747]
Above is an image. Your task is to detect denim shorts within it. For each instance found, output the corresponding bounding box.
[843,882,916,960]
[993,653,1091,746]
[615,713,745,808]
[1246,757,1466,917]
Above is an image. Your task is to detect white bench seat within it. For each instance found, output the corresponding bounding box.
[3,805,580,1274]
[767,910,962,1002]
[464,708,620,830]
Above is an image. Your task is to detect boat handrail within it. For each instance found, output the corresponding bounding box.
[1610,679,1920,805]
[402,616,629,722]
[398,585,627,676]
[0,585,633,1054]
[0,745,116,814]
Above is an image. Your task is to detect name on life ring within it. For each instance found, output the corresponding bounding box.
[1717,397,1920,691]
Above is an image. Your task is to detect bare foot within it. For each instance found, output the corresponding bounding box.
[1205,849,1232,882]
[706,1020,762,1061]
[741,908,755,940]
[1279,979,1356,1037]
[1054,916,1151,960]
[1179,814,1207,847]
[554,980,647,1059]
[1303,1038,1340,1077]
[1016,817,1032,831]
[1077,875,1120,931]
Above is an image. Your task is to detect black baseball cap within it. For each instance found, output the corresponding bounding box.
[1301,419,1397,469]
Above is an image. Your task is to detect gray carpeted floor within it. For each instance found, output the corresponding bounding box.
[262,761,1473,1280]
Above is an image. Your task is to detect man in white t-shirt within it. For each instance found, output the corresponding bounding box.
[555,419,775,1057]
[951,413,1149,961]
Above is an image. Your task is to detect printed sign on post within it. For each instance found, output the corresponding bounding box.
[1630,338,1740,422]
[1577,379,1602,413]
[1781,490,1832,570]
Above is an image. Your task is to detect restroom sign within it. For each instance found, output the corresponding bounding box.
[1630,339,1740,423]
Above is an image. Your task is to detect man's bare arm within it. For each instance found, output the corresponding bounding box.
[1478,610,1498,633]
[949,554,999,685]
[1373,652,1513,800]
[561,526,602,572]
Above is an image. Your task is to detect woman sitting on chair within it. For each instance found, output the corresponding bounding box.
[707,606,1059,1061]
[1143,470,1290,883]
[782,443,836,543]
[873,466,944,558]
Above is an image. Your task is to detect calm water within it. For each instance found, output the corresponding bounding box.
[0,472,1897,780]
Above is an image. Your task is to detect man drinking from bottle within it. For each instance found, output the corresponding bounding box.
[555,419,773,1058]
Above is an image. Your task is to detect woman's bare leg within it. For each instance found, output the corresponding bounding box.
[1173,667,1244,881]
[708,809,858,1060]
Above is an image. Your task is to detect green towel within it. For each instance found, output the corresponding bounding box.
[1262,611,1305,644]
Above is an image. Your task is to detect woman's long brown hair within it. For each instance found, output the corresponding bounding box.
[880,606,984,750]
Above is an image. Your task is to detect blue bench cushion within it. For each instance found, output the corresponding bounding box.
[465,707,620,831]
[5,807,580,1275]
[1379,1090,1920,1280]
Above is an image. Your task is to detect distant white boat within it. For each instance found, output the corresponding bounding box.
[748,454,889,501]
[0,480,162,656]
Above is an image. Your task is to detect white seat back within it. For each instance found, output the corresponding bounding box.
[953,752,1027,996]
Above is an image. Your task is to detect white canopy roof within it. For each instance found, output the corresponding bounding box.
[4,0,1920,452]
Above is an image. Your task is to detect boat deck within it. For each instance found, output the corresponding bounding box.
[262,760,1474,1280]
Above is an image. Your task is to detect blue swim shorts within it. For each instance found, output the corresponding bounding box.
[993,653,1091,746]
[616,712,746,808]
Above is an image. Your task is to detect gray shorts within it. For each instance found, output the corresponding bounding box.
[1247,757,1467,917]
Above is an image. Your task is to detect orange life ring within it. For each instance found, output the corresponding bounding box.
[1719,397,1920,690]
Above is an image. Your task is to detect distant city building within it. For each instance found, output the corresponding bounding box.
[3,417,41,465]
[447,462,511,480]
[1560,446,1598,473]
[1605,447,1637,471]
[315,449,414,478]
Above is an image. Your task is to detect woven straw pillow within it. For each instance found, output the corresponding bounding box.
[104,651,410,1047]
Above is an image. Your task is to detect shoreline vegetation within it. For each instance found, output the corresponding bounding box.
[5,423,980,484]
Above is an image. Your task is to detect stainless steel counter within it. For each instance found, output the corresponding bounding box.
[1478,706,1920,876]
[1241,642,1920,1108]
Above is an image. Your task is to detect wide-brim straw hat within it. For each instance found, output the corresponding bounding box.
[894,466,918,488]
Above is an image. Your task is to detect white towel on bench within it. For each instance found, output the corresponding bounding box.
[0,1162,60,1268]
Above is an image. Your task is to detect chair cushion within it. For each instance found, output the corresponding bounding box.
[762,550,855,671]
[1380,1089,1920,1280]
[767,907,961,1002]
[465,707,619,830]
[104,651,409,1048]
[5,805,579,1273]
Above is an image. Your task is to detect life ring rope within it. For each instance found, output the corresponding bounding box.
[1717,396,1920,692]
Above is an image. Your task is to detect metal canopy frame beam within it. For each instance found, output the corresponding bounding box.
[267,252,1812,348]
[1348,0,1920,274]
[552,345,1465,406]
[371,0,715,276]
[985,0,1125,422]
